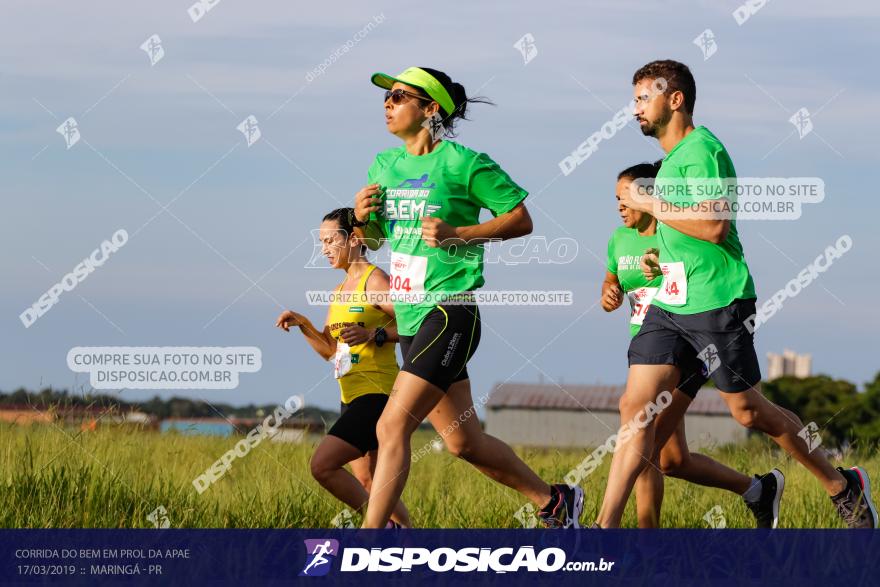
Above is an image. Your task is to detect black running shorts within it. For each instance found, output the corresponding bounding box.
[398,302,482,393]
[327,393,389,455]
[628,298,762,393]
[674,345,711,399]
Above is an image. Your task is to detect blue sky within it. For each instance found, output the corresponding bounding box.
[3,0,879,413]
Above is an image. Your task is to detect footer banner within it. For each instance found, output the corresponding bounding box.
[2,529,878,585]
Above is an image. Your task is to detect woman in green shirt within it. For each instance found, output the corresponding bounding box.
[353,66,581,528]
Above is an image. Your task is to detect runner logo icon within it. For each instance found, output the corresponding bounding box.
[300,539,339,577]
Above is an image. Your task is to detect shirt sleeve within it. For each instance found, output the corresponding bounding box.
[366,154,388,237]
[606,234,618,274]
[366,153,383,184]
[468,152,528,216]
[683,146,735,203]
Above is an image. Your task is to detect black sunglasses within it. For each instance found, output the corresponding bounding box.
[384,88,431,105]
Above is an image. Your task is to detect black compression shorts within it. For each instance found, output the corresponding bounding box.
[398,302,482,393]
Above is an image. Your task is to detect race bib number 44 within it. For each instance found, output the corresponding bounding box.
[654,262,687,305]
[628,286,659,326]
[389,252,427,303]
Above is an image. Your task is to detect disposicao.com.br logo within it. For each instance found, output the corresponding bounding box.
[300,539,339,577]
[299,538,615,575]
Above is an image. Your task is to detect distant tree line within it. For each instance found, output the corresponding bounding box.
[0,387,338,424]
[761,373,880,450]
[4,373,879,448]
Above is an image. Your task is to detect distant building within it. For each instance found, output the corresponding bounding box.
[0,402,328,442]
[485,383,745,449]
[161,418,235,437]
[159,417,323,443]
[767,349,812,380]
[0,405,156,429]
[0,408,53,426]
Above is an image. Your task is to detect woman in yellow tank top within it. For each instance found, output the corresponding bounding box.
[275,208,410,528]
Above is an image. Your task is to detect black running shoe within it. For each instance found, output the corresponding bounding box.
[832,466,878,528]
[537,483,584,529]
[744,468,785,528]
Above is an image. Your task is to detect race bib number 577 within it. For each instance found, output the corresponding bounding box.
[628,286,659,326]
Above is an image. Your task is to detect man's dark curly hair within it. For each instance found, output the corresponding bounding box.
[632,60,696,115]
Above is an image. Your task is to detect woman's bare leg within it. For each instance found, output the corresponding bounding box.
[357,450,412,527]
[427,378,552,507]
[362,371,444,528]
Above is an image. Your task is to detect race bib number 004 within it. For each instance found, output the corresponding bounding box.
[654,261,687,305]
[389,252,427,303]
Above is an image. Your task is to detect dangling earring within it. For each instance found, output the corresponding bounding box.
[421,112,445,142]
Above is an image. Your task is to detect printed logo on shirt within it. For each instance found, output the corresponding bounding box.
[329,320,366,332]
[384,174,441,221]
[398,174,436,189]
[392,225,423,238]
[617,254,642,272]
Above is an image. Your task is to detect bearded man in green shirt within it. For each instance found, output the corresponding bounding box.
[604,161,782,528]
[595,60,876,529]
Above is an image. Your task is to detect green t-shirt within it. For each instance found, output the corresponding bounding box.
[367,140,528,336]
[606,226,661,337]
[652,126,756,314]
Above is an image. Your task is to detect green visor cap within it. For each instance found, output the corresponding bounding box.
[370,67,456,117]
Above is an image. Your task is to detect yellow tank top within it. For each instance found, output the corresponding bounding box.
[326,264,399,404]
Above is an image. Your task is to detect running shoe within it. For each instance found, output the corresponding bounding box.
[537,483,584,529]
[832,466,878,528]
[744,468,785,528]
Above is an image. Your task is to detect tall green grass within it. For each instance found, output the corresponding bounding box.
[0,423,871,528]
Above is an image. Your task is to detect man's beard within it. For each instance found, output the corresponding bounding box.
[639,109,672,137]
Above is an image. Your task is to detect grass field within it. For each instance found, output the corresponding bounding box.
[0,423,872,528]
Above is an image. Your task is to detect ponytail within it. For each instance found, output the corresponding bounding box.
[418,67,495,137]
